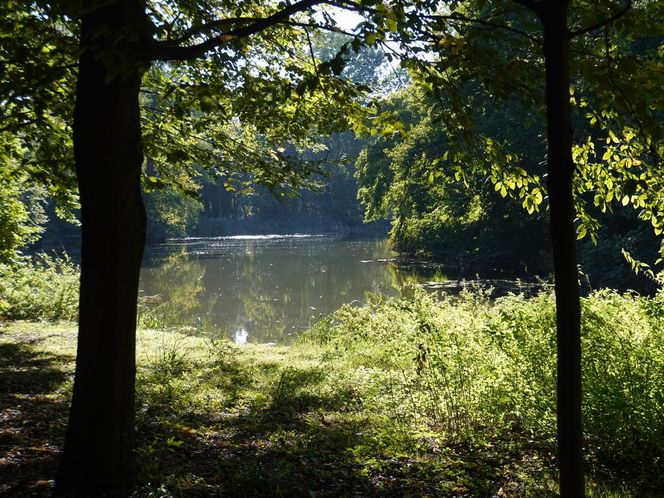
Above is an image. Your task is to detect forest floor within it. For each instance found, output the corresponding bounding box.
[0,321,655,497]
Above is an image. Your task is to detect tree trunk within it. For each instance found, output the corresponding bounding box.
[541,2,585,496]
[55,0,148,494]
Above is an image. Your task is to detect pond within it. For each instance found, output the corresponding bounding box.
[139,235,446,344]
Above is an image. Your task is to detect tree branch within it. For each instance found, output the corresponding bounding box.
[144,0,327,61]
[570,0,631,38]
[304,28,322,88]
[283,20,357,38]
[326,0,377,17]
[333,0,541,46]
[161,17,257,47]
[425,13,541,45]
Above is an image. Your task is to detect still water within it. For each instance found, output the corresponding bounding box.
[139,235,441,344]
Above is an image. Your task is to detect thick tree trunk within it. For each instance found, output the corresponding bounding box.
[55,0,148,494]
[541,2,585,496]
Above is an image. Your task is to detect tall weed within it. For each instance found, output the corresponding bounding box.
[301,288,664,461]
[581,290,664,460]
[0,254,79,321]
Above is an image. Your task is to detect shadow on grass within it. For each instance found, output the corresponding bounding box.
[134,354,664,497]
[1,334,658,497]
[134,361,541,497]
[0,339,72,496]
[136,406,556,497]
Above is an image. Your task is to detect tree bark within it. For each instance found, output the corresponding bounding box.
[540,1,585,496]
[55,0,148,494]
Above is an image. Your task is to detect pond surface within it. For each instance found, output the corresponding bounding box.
[139,235,445,344]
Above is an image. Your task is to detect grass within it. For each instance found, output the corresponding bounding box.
[1,322,556,497]
[0,322,74,496]
[0,288,662,496]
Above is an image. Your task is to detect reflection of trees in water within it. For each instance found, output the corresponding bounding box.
[141,249,218,329]
[386,264,448,292]
[216,240,401,343]
[141,238,448,343]
[239,289,289,343]
[228,244,322,343]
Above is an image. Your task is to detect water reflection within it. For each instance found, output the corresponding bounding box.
[139,235,421,344]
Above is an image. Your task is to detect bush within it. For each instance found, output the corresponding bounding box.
[300,288,664,464]
[0,253,187,328]
[0,253,79,321]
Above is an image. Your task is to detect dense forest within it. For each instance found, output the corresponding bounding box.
[1,0,663,496]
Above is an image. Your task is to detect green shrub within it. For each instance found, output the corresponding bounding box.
[0,253,79,321]
[581,290,664,458]
[300,288,664,461]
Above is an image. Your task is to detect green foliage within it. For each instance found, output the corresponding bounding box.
[355,88,550,273]
[2,0,377,255]
[0,254,78,320]
[302,288,664,466]
[349,0,663,277]
[570,2,664,244]
[2,311,661,495]
[352,0,663,281]
[138,19,370,203]
[0,174,48,261]
[0,0,79,224]
[138,28,391,240]
[582,290,664,460]
[578,211,660,292]
[145,187,203,240]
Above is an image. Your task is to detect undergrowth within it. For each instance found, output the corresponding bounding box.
[1,286,663,496]
[0,254,179,328]
[0,254,79,321]
[299,288,664,489]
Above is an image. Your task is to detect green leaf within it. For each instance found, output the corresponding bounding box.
[608,130,620,144]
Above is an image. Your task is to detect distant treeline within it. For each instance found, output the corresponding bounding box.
[35,115,658,293]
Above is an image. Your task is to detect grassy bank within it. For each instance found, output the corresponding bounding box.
[1,288,663,496]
